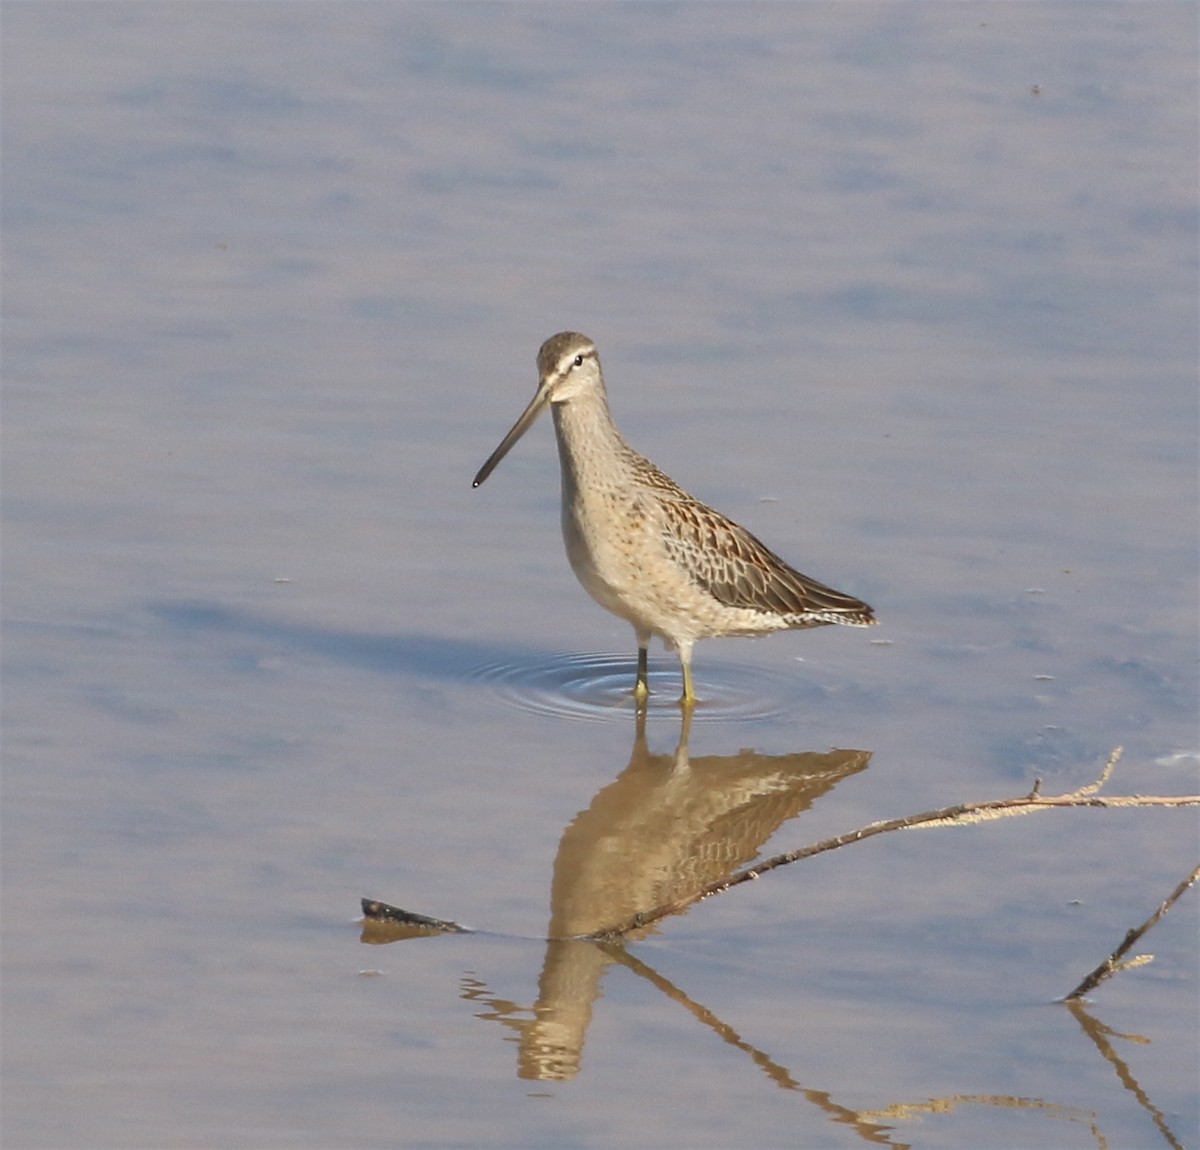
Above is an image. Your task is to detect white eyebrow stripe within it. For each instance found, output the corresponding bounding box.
[557,347,596,374]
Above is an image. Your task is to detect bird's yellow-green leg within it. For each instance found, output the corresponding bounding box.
[680,664,697,707]
[678,640,697,707]
[634,644,650,700]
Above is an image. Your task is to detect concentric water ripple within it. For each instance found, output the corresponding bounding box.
[468,651,828,723]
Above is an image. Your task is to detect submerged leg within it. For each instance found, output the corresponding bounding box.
[634,632,651,700]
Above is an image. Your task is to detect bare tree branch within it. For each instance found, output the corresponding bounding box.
[1063,864,1200,1001]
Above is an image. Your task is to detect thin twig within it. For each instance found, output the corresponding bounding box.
[1062,864,1200,1001]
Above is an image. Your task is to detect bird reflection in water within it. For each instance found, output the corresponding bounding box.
[362,708,870,1086]
[515,707,868,1081]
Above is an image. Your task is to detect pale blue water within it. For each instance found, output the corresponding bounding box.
[4,4,1196,1147]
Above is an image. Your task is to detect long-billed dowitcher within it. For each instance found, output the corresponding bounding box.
[473,332,875,705]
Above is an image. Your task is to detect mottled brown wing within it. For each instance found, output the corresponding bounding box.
[654,485,875,626]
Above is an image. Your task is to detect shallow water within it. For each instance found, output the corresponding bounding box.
[3,4,1197,1148]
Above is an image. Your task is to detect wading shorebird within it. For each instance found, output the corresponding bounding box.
[473,332,875,705]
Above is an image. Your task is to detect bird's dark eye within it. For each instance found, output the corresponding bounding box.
[573,355,584,367]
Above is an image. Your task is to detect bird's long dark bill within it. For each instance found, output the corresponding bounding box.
[472,383,552,487]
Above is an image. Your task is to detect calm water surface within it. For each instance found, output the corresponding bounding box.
[3,4,1196,1148]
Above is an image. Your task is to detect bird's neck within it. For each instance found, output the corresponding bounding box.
[550,387,631,497]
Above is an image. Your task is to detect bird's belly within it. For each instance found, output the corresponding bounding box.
[560,494,774,644]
